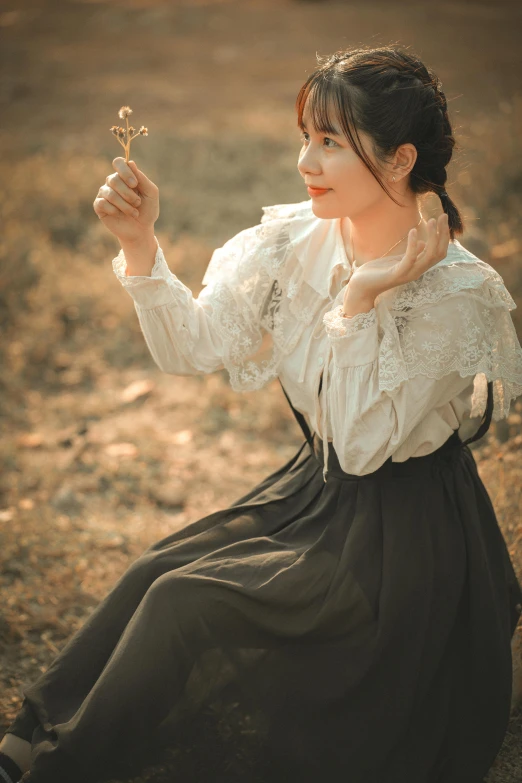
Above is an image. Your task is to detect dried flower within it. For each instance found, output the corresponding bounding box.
[110,106,148,163]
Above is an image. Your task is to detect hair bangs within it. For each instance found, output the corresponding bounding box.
[296,76,342,136]
[296,75,365,152]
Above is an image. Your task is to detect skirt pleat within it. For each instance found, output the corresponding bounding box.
[6,430,521,783]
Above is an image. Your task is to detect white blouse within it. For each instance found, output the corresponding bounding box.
[112,199,522,479]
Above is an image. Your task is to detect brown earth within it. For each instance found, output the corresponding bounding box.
[1,0,522,780]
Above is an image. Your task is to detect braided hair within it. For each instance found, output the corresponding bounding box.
[295,45,464,239]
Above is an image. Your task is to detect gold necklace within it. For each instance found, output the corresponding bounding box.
[350,213,423,268]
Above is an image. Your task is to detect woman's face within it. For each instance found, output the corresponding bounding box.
[296,99,389,219]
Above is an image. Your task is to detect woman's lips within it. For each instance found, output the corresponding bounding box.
[307,186,331,197]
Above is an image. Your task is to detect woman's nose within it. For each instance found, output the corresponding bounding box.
[297,145,321,178]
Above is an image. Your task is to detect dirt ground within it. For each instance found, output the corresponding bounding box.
[1,0,522,780]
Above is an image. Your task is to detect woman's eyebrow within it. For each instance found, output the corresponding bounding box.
[299,120,343,136]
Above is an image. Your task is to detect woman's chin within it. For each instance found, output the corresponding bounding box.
[310,200,342,219]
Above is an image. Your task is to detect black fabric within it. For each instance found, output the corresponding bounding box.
[0,751,23,783]
[460,380,494,447]
[6,380,522,783]
[279,376,315,453]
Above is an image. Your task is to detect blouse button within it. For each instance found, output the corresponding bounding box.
[318,356,324,365]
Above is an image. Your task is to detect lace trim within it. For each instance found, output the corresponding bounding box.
[322,305,377,338]
[381,255,516,313]
[112,236,163,283]
[377,290,522,420]
[199,216,327,391]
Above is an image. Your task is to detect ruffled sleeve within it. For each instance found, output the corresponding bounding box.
[322,306,379,366]
[112,235,228,376]
[111,203,319,389]
[320,256,522,476]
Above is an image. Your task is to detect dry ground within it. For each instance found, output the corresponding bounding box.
[1,0,522,780]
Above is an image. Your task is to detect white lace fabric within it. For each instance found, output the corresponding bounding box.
[323,306,378,337]
[112,200,522,477]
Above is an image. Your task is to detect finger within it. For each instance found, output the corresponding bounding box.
[417,218,439,265]
[113,156,138,188]
[416,218,440,274]
[128,161,159,196]
[435,213,450,259]
[398,227,422,272]
[93,197,119,219]
[420,215,448,271]
[105,172,142,208]
[128,160,151,185]
[98,186,139,218]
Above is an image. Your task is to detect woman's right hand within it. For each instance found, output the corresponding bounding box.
[93,157,160,244]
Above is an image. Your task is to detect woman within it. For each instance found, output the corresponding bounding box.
[2,45,522,783]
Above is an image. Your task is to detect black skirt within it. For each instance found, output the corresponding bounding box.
[6,380,522,783]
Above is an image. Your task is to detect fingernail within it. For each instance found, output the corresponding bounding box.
[129,178,137,186]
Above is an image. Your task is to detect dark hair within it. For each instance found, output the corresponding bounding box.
[296,45,464,240]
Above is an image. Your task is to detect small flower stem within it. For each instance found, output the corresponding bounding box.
[125,115,130,163]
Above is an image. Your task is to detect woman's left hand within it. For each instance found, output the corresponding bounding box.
[343,214,450,309]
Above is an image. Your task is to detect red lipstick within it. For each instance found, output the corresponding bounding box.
[307,186,331,197]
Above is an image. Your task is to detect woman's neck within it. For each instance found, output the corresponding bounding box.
[341,198,429,265]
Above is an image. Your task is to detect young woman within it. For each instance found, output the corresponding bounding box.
[2,45,522,783]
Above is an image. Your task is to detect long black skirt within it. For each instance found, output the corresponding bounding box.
[6,381,522,783]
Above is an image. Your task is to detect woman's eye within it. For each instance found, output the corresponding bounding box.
[299,132,337,148]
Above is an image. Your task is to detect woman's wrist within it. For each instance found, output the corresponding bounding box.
[341,286,376,318]
[119,232,158,277]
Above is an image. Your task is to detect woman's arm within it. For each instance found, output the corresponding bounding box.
[113,237,226,376]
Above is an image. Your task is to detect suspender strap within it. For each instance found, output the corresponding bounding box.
[279,378,315,452]
[280,376,493,454]
[461,380,494,447]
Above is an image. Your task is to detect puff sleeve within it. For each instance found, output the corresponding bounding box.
[320,264,522,477]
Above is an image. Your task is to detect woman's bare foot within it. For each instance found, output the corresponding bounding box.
[0,735,31,774]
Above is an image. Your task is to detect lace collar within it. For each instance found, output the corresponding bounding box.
[287,201,349,300]
[263,199,466,303]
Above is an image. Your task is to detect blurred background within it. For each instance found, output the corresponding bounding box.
[1,0,522,779]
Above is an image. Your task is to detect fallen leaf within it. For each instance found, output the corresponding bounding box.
[121,379,155,403]
[16,432,44,448]
[171,429,193,445]
[0,507,15,522]
[104,442,138,458]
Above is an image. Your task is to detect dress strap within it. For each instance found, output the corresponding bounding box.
[280,377,494,455]
[461,380,494,447]
[279,378,315,452]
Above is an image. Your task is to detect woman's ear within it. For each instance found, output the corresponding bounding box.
[391,142,418,181]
